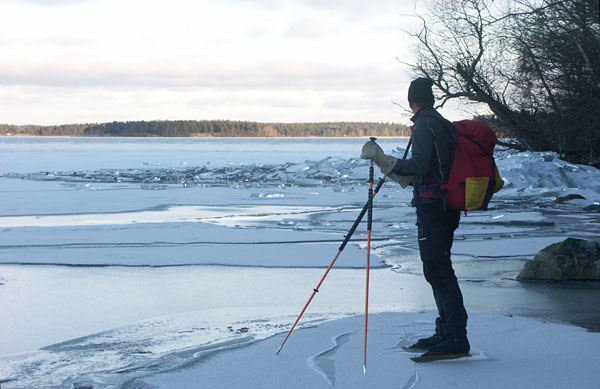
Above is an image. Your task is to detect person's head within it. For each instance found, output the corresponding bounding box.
[408,77,435,113]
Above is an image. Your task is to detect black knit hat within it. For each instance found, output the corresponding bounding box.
[408,77,434,107]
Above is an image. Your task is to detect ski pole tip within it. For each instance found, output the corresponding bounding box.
[275,346,282,355]
[363,365,367,375]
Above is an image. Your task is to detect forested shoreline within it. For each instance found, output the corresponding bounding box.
[0,120,411,138]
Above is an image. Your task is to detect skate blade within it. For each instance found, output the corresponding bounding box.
[411,353,471,363]
[401,346,427,353]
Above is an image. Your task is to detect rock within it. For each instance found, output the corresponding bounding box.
[517,238,600,281]
[554,193,585,204]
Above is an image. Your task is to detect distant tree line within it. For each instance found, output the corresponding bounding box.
[0,123,89,136]
[0,120,411,138]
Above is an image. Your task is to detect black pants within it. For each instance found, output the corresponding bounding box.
[417,202,468,337]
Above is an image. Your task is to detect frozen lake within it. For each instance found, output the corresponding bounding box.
[0,136,407,174]
[1,137,599,388]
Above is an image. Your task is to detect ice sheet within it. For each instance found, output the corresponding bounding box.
[0,205,340,228]
[1,138,599,388]
[2,265,599,389]
[140,311,600,389]
[452,236,567,257]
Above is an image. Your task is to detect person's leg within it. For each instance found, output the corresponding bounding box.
[412,203,447,349]
[440,207,468,337]
[418,204,467,339]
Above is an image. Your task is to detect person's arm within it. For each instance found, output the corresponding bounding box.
[391,120,434,177]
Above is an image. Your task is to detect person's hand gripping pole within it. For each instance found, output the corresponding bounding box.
[361,137,412,188]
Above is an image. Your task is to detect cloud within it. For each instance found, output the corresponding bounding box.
[0,0,423,124]
[0,59,402,92]
[0,0,102,5]
[225,0,401,13]
[283,17,335,40]
[0,83,412,125]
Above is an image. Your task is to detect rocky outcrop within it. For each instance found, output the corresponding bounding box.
[517,238,600,281]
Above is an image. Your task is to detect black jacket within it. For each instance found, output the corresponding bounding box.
[392,107,454,199]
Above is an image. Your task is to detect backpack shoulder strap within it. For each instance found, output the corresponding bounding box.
[420,112,458,145]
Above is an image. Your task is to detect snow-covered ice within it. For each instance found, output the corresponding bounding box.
[139,312,600,389]
[0,137,599,388]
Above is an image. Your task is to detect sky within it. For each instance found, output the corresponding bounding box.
[0,0,471,125]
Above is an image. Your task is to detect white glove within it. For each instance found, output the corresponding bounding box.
[361,140,412,188]
[361,140,397,175]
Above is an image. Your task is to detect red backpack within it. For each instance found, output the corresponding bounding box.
[418,120,504,211]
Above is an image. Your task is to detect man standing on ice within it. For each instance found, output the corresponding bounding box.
[360,78,470,358]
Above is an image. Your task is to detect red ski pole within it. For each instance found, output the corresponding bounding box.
[276,175,386,356]
[276,138,411,356]
[363,157,374,374]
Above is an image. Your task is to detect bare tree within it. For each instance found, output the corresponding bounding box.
[511,0,600,162]
[407,0,600,164]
